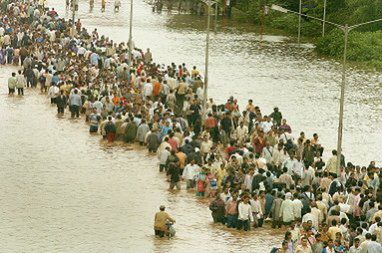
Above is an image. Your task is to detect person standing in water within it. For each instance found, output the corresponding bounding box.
[101,0,106,12]
[154,205,175,238]
[56,90,67,115]
[114,0,121,12]
[16,70,26,96]
[69,89,82,118]
[89,0,95,10]
[8,72,17,95]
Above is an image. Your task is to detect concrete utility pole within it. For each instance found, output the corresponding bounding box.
[271,4,382,174]
[202,0,216,116]
[128,0,134,70]
[70,0,78,38]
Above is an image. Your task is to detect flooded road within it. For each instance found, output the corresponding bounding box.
[0,62,283,252]
[0,0,381,252]
[52,0,382,165]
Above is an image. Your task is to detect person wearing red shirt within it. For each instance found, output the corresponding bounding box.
[204,113,217,130]
[253,130,266,155]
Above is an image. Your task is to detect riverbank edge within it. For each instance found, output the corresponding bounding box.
[157,1,382,72]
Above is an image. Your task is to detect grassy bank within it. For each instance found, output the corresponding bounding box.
[230,0,382,70]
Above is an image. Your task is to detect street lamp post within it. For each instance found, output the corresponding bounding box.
[202,0,216,116]
[70,0,77,38]
[72,8,75,37]
[128,0,134,70]
[336,24,348,174]
[298,0,302,46]
[214,2,218,33]
[271,4,382,175]
[322,0,327,36]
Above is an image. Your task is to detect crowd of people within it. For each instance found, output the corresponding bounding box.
[1,0,382,252]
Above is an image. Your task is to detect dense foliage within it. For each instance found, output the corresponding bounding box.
[231,0,382,67]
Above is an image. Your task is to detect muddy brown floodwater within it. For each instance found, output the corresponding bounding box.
[53,0,381,165]
[1,0,381,252]
[0,63,284,252]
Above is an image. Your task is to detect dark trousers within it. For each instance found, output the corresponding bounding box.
[159,164,166,172]
[226,214,237,228]
[70,105,80,118]
[154,229,165,237]
[212,215,225,224]
[254,217,264,228]
[236,219,250,231]
[51,98,56,104]
[148,147,157,153]
[272,219,282,228]
[8,88,15,94]
[27,77,35,87]
[17,88,24,95]
[57,106,64,114]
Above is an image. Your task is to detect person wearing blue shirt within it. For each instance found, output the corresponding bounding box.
[52,73,60,86]
[69,89,82,118]
[160,121,172,139]
[90,52,99,66]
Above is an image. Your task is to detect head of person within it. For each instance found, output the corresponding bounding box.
[159,205,165,211]
[335,232,342,241]
[300,237,308,247]
[353,237,360,247]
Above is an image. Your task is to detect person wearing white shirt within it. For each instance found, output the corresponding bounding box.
[368,222,379,235]
[237,196,254,231]
[235,121,248,145]
[349,238,361,253]
[292,156,304,178]
[366,236,382,253]
[77,46,86,56]
[165,76,177,90]
[182,160,200,189]
[292,193,303,220]
[92,99,103,114]
[262,143,273,164]
[260,116,273,133]
[158,147,170,172]
[302,210,318,230]
[244,169,254,191]
[271,143,286,167]
[282,155,294,175]
[143,81,153,99]
[250,194,263,227]
[47,85,60,104]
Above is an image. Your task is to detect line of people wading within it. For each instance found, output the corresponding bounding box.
[2,0,382,252]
